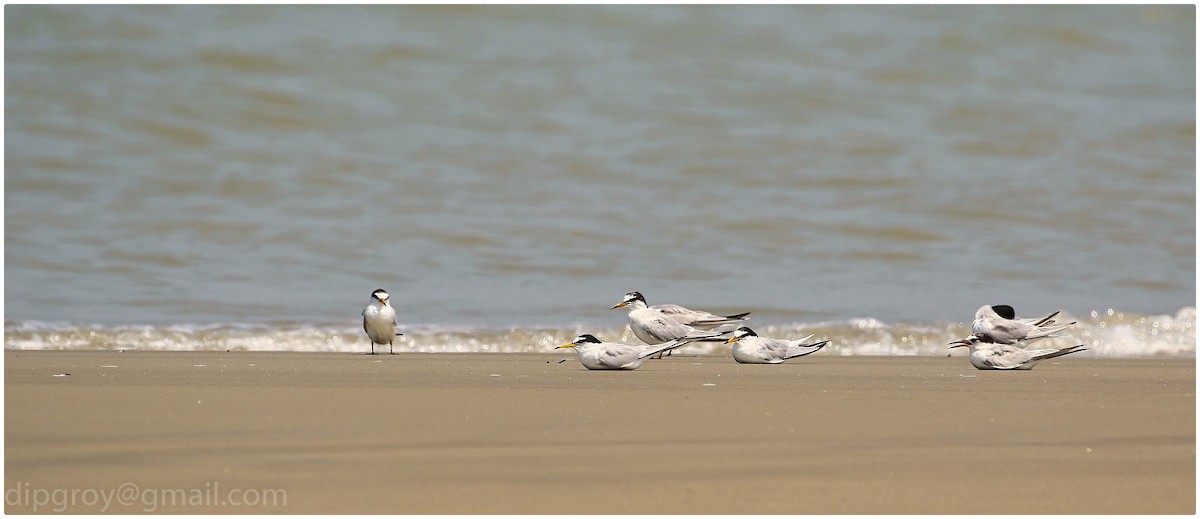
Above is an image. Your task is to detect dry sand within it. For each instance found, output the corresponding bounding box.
[4,350,1194,514]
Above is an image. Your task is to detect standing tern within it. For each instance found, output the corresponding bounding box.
[949,334,1087,370]
[611,291,741,356]
[724,327,828,364]
[972,304,1076,344]
[362,288,403,355]
[556,334,686,370]
[612,291,749,330]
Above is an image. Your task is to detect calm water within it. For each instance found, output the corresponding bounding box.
[5,6,1195,355]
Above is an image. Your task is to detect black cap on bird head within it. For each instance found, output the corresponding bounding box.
[612,291,646,309]
[726,326,758,343]
[990,305,1016,320]
[558,334,603,348]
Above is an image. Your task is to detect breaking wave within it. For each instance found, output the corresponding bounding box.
[5,307,1193,358]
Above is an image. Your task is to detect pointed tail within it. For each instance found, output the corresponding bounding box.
[690,312,751,328]
[638,330,731,359]
[680,329,728,343]
[1028,310,1061,327]
[638,338,688,359]
[784,340,828,360]
[1025,320,1078,342]
[1030,344,1087,363]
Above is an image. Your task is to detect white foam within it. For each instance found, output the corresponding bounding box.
[4,307,1194,357]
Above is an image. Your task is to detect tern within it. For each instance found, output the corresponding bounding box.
[362,288,403,355]
[724,327,828,364]
[949,334,1087,370]
[972,304,1075,344]
[611,291,742,356]
[556,334,686,370]
[612,291,749,330]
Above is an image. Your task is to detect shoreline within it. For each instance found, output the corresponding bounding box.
[6,305,1195,358]
[5,351,1195,513]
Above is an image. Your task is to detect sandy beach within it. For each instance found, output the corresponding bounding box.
[4,350,1194,514]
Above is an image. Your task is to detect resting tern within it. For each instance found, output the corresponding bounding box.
[971,304,1075,344]
[949,334,1087,370]
[724,327,828,364]
[556,334,686,370]
[362,288,403,355]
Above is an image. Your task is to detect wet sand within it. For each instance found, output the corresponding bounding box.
[4,351,1195,514]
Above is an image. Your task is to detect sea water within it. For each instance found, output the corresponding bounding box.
[5,6,1195,356]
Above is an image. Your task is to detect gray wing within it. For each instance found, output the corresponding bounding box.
[652,304,746,328]
[974,317,1035,344]
[633,312,696,342]
[756,337,793,361]
[651,304,712,323]
[598,343,642,368]
[979,344,1034,369]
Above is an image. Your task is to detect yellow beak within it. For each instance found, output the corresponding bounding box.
[725,337,740,344]
[556,343,576,349]
[611,301,628,309]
